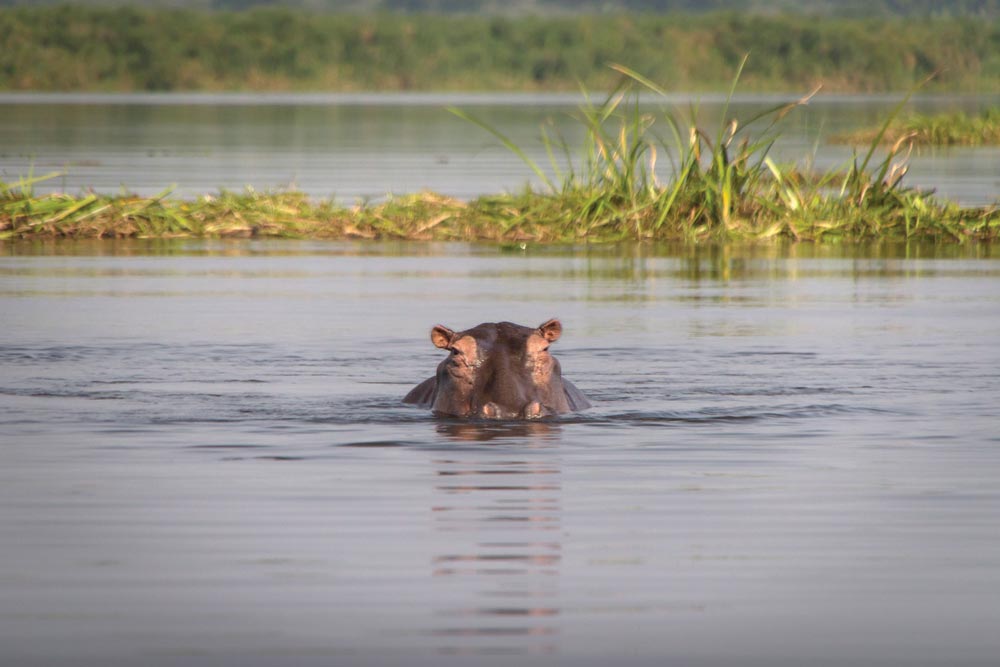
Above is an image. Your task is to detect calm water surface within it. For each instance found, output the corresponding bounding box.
[2,92,999,205]
[2,240,999,666]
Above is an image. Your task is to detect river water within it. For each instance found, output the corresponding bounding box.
[1,92,999,205]
[2,240,999,666]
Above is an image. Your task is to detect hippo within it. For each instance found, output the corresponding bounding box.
[403,318,590,419]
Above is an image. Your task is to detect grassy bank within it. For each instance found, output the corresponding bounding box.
[4,67,999,244]
[833,107,1000,146]
[2,6,1000,92]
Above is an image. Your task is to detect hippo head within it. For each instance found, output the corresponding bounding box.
[403,319,590,419]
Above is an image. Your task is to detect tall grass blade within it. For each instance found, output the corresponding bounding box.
[1,170,64,198]
[716,54,750,149]
[857,73,936,177]
[608,63,671,98]
[447,106,556,192]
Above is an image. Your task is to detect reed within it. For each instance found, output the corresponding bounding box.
[3,68,999,244]
[446,62,999,243]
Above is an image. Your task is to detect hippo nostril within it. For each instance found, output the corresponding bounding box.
[523,401,543,419]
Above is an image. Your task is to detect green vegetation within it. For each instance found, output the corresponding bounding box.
[372,0,1000,14]
[4,67,999,244]
[833,107,1000,146]
[3,6,1000,92]
[3,1,999,18]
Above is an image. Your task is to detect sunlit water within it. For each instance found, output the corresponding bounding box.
[2,240,999,666]
[1,92,999,205]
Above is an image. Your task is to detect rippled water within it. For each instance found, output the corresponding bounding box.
[2,240,999,666]
[2,92,999,205]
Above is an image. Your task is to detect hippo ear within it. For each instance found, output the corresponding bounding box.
[537,318,562,342]
[431,325,455,349]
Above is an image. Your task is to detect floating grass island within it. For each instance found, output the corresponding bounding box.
[4,67,999,245]
[3,172,997,245]
[833,107,1000,147]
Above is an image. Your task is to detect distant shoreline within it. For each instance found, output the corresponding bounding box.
[2,7,999,94]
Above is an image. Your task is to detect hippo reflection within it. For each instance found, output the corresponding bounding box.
[403,319,590,419]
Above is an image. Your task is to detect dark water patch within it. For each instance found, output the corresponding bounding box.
[751,403,895,419]
[306,412,441,427]
[0,346,94,364]
[339,440,412,448]
[436,607,560,617]
[146,415,258,425]
[718,350,820,358]
[186,444,269,450]
[693,385,851,397]
[569,412,763,427]
[91,378,270,385]
[216,456,305,462]
[346,397,423,411]
[567,402,899,428]
[0,341,334,365]
[437,469,559,477]
[0,387,141,401]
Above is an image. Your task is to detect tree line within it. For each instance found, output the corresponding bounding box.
[2,0,999,16]
[2,6,999,92]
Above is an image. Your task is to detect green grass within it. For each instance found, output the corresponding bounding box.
[3,67,1000,245]
[833,107,1000,147]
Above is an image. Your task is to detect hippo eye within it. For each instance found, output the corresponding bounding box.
[449,347,460,355]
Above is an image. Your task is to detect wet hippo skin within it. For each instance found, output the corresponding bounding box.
[403,318,590,419]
